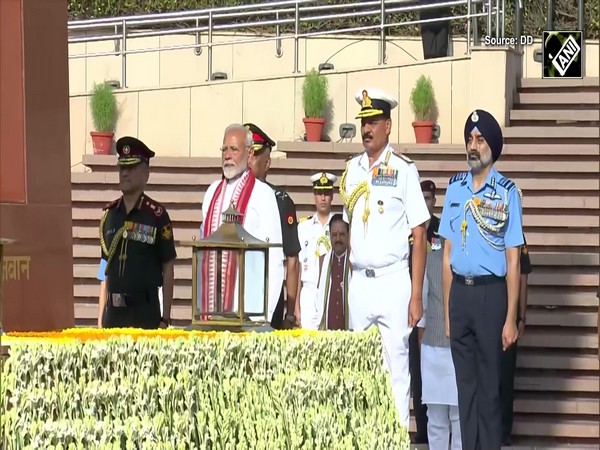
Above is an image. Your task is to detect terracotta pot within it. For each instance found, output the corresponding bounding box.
[303,117,326,142]
[412,121,435,144]
[90,131,114,155]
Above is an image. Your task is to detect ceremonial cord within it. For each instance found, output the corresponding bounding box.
[99,211,125,276]
[461,197,508,251]
[339,162,370,226]
[314,235,331,257]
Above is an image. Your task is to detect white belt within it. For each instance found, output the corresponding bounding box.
[353,260,408,278]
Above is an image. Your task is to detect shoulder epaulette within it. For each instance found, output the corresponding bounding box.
[498,177,516,191]
[141,195,165,218]
[449,172,468,185]
[391,149,413,164]
[299,215,313,223]
[103,198,120,211]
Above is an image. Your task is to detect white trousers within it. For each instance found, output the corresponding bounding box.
[299,283,320,330]
[348,266,412,428]
[426,404,462,450]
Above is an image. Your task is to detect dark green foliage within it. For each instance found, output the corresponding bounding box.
[68,0,598,39]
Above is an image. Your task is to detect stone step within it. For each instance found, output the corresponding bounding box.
[276,141,600,157]
[512,417,599,439]
[503,126,600,139]
[71,172,600,193]
[509,109,600,122]
[70,191,600,210]
[70,204,600,229]
[519,330,597,350]
[72,254,599,289]
[517,351,599,371]
[520,77,600,89]
[80,155,600,174]
[516,91,600,105]
[515,374,599,393]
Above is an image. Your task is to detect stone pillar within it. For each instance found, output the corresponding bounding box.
[0,0,74,331]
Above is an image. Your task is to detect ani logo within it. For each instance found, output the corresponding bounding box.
[542,31,583,79]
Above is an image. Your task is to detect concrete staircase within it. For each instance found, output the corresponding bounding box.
[70,77,600,445]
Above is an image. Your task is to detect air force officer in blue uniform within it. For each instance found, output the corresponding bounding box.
[439,109,523,450]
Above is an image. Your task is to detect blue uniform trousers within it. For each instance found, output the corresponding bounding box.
[449,275,507,450]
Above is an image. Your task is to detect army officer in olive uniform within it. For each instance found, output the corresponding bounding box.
[99,136,177,329]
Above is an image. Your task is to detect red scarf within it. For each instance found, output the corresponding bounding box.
[201,169,255,317]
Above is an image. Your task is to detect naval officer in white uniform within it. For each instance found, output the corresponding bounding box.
[297,172,337,329]
[340,88,430,428]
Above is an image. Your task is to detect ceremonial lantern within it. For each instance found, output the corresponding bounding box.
[185,202,280,331]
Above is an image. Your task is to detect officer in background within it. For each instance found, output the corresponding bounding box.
[501,191,533,446]
[100,137,177,329]
[297,172,337,329]
[246,122,301,329]
[340,88,430,429]
[439,110,523,450]
[408,179,441,444]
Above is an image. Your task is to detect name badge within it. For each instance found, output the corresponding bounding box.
[371,167,398,187]
[431,237,442,251]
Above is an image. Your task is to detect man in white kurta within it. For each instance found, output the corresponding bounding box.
[316,214,351,330]
[340,88,430,428]
[199,124,284,322]
[297,172,337,329]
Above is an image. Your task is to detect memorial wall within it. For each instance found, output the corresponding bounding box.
[0,0,74,331]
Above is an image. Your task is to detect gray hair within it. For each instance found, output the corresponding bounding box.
[223,123,253,148]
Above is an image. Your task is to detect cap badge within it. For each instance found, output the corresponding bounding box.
[471,111,479,123]
[320,173,328,185]
[123,145,130,155]
[361,90,372,108]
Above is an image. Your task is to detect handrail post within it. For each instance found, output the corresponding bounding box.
[195,18,202,56]
[121,19,127,89]
[275,11,282,58]
[467,0,472,53]
[515,0,523,51]
[293,2,299,73]
[487,0,493,38]
[501,0,506,38]
[495,0,500,39]
[378,0,386,65]
[547,0,554,31]
[577,0,584,33]
[472,0,480,46]
[207,11,213,81]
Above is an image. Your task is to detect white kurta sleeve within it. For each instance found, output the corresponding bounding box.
[405,163,431,230]
[260,186,285,320]
[417,263,429,329]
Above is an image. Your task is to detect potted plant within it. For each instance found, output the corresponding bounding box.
[90,81,118,155]
[409,75,436,144]
[302,68,329,142]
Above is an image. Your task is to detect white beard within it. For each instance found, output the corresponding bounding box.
[223,160,248,179]
[467,151,493,172]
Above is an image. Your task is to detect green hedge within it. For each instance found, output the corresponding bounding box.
[1,330,410,449]
[68,0,599,39]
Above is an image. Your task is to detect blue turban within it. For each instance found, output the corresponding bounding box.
[463,109,504,162]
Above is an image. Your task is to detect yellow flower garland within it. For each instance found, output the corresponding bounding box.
[2,327,321,344]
